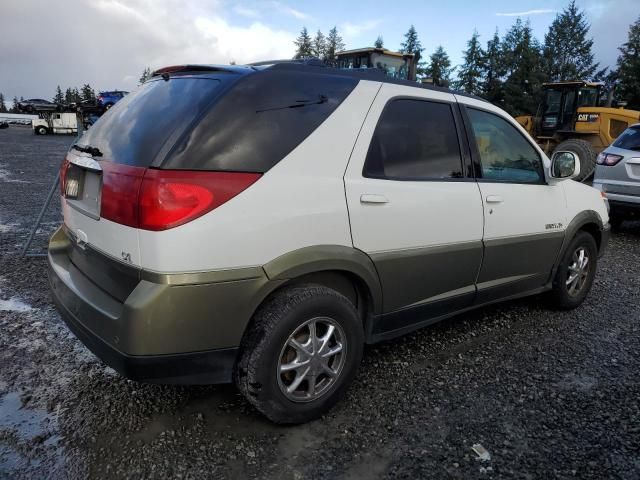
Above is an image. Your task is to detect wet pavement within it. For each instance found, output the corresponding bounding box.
[1,127,639,479]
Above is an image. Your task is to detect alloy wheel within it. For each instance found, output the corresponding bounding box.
[566,246,590,296]
[277,317,346,403]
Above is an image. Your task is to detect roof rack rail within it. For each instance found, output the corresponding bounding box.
[248,58,326,67]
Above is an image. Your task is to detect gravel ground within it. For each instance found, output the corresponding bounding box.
[1,126,639,479]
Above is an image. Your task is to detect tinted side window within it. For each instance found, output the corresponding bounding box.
[613,126,640,151]
[363,99,463,180]
[467,108,543,183]
[163,70,358,172]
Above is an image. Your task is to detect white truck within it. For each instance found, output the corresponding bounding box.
[32,112,78,135]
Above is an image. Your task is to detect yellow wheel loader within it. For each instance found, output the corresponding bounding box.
[515,81,640,181]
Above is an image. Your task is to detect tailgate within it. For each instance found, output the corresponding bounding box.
[62,151,142,300]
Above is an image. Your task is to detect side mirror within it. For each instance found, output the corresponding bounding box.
[551,151,580,179]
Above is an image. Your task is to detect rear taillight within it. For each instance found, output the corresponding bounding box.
[597,152,623,166]
[100,162,146,228]
[99,162,260,231]
[60,158,70,192]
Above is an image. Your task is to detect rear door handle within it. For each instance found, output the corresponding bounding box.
[485,195,503,204]
[360,194,389,204]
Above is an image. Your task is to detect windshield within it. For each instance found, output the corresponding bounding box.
[613,126,640,151]
[79,77,221,166]
[577,87,599,107]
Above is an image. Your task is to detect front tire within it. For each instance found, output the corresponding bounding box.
[549,231,598,309]
[235,284,364,424]
[35,126,48,135]
[553,139,597,182]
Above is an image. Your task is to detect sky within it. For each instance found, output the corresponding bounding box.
[0,0,638,102]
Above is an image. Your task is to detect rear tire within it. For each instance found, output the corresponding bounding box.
[553,139,597,182]
[549,231,598,309]
[235,284,364,424]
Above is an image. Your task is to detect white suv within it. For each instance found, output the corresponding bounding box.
[48,63,610,423]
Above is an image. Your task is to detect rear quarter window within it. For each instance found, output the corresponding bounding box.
[162,70,358,172]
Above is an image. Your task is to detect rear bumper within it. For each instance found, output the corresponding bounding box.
[50,280,238,384]
[48,226,277,384]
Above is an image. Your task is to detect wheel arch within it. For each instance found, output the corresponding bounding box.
[261,245,383,317]
[550,210,605,281]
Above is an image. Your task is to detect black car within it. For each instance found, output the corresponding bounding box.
[0,120,8,129]
[17,98,63,113]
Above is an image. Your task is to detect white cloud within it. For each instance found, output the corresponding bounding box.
[0,0,296,99]
[340,19,382,38]
[496,9,556,17]
[270,1,310,20]
[195,17,296,63]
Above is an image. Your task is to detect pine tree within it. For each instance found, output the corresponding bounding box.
[53,85,64,104]
[312,30,326,59]
[501,19,545,115]
[64,88,74,105]
[11,96,19,113]
[616,16,640,109]
[73,88,81,103]
[294,27,313,59]
[325,26,345,62]
[374,36,384,48]
[81,84,95,103]
[426,46,452,87]
[543,0,598,81]
[482,29,505,103]
[139,67,152,85]
[455,30,485,95]
[0,93,6,113]
[400,25,426,77]
[400,25,423,55]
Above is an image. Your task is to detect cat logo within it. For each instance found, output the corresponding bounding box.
[577,113,599,122]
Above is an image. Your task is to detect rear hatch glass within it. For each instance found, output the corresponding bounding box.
[613,126,640,151]
[79,77,222,166]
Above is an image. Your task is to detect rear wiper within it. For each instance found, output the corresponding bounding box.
[72,143,103,157]
[257,95,328,113]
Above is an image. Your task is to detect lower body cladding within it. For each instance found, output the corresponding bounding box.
[48,226,282,384]
[48,219,609,386]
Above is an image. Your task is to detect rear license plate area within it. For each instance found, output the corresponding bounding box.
[65,164,102,219]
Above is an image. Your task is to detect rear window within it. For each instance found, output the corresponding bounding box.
[162,70,358,172]
[80,78,221,166]
[613,126,640,151]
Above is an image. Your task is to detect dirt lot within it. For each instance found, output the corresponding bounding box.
[1,126,639,479]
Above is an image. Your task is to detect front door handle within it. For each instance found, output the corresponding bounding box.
[486,195,504,204]
[360,194,389,204]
